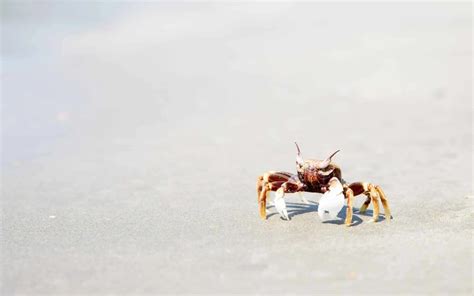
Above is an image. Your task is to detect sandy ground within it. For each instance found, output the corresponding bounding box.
[2,2,472,295]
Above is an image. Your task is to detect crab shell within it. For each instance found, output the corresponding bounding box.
[295,143,341,192]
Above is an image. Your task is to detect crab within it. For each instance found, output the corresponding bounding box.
[256,143,392,226]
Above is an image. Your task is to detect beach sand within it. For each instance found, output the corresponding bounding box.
[2,2,472,294]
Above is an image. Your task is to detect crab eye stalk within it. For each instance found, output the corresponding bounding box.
[295,142,304,166]
[294,142,301,156]
[316,149,341,169]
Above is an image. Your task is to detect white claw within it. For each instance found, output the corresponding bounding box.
[274,188,290,220]
[318,179,345,222]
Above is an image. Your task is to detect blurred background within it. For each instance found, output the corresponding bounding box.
[2,1,472,294]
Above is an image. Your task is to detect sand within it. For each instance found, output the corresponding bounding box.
[2,2,472,295]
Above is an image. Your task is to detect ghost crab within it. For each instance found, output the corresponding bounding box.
[256,143,392,226]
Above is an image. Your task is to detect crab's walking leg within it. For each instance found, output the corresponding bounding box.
[347,182,392,223]
[258,185,268,219]
[344,187,354,227]
[359,197,371,213]
[369,184,380,222]
[256,175,267,219]
[257,176,264,202]
[256,171,295,220]
[375,185,392,221]
[258,180,284,219]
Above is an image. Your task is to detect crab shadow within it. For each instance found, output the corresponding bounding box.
[354,209,390,222]
[266,201,364,226]
[266,201,318,220]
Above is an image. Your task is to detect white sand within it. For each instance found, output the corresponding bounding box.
[2,2,472,294]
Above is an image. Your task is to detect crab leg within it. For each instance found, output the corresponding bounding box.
[368,184,380,222]
[258,180,284,219]
[256,171,295,220]
[258,185,269,219]
[346,182,392,223]
[344,187,354,226]
[256,171,308,220]
[358,197,371,213]
[375,185,392,221]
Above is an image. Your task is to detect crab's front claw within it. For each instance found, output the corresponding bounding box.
[318,178,345,222]
[274,188,290,220]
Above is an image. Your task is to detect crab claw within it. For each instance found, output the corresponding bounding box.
[318,178,345,222]
[274,188,290,220]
